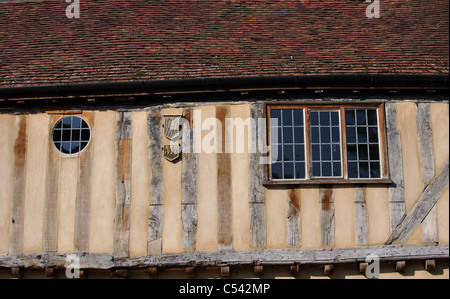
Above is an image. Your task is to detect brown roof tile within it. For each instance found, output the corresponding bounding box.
[0,0,448,87]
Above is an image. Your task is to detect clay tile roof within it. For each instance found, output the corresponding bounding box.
[0,0,448,87]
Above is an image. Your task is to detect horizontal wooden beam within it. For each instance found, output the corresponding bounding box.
[0,245,447,270]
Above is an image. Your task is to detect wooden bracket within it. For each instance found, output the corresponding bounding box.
[395,261,406,272]
[324,264,334,275]
[290,265,299,277]
[111,268,128,279]
[359,262,369,273]
[45,267,57,279]
[254,265,264,276]
[11,267,24,279]
[425,260,436,271]
[220,266,231,278]
[185,267,196,278]
[148,267,158,278]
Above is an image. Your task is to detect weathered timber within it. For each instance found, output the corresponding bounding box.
[113,112,132,258]
[386,160,449,245]
[359,263,369,273]
[148,267,158,278]
[185,267,196,278]
[290,265,299,277]
[249,103,266,248]
[111,268,128,279]
[395,261,406,272]
[181,108,198,251]
[0,245,448,269]
[220,266,231,277]
[354,187,369,245]
[74,112,94,252]
[287,188,301,247]
[43,115,61,252]
[425,260,436,271]
[216,106,233,249]
[148,109,164,255]
[323,264,334,275]
[416,103,439,244]
[385,103,406,233]
[8,115,27,256]
[254,265,264,276]
[320,187,335,246]
[10,267,24,278]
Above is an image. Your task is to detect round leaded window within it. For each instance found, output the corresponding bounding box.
[52,116,91,154]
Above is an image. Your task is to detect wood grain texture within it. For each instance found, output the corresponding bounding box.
[249,103,266,248]
[386,160,449,245]
[181,108,198,251]
[148,109,164,255]
[416,103,439,244]
[320,187,335,246]
[287,188,301,247]
[21,114,49,254]
[114,112,132,258]
[43,115,60,252]
[8,115,27,256]
[385,103,406,233]
[354,187,369,245]
[217,106,233,249]
[74,112,94,252]
[3,244,446,270]
[0,115,16,254]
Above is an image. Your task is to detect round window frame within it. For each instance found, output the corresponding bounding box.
[51,116,92,156]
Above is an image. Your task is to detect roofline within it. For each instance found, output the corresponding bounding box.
[0,74,448,101]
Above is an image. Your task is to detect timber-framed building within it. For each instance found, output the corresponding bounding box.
[0,0,448,279]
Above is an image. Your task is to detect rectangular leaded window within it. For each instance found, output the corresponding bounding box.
[310,110,342,178]
[345,109,381,179]
[270,109,306,180]
[268,103,388,183]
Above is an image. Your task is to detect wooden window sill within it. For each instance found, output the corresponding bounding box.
[263,178,393,186]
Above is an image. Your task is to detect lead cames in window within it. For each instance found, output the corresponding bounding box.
[268,103,387,182]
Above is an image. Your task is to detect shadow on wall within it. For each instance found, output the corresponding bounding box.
[0,260,447,279]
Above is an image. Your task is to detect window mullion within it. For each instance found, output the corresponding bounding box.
[340,107,348,179]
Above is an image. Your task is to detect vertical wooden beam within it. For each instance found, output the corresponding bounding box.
[114,112,132,258]
[217,106,233,249]
[249,103,266,248]
[181,108,198,251]
[385,103,406,233]
[148,109,164,255]
[287,188,301,247]
[0,115,15,255]
[43,115,60,252]
[320,187,335,246]
[416,103,438,244]
[354,186,369,245]
[74,112,94,252]
[8,115,27,256]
